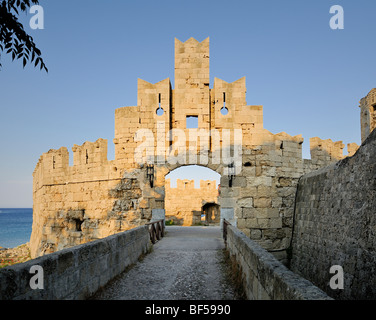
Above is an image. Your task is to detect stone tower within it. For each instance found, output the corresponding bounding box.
[359,88,376,143]
[174,38,210,130]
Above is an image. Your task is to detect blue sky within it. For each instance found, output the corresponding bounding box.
[0,0,375,207]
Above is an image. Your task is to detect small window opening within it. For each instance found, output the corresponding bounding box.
[186,115,198,128]
[85,149,89,164]
[53,156,55,169]
[74,218,83,232]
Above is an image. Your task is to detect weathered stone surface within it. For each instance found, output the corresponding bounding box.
[254,197,272,208]
[165,179,219,226]
[291,129,376,300]
[237,197,253,208]
[0,226,150,300]
[226,225,331,300]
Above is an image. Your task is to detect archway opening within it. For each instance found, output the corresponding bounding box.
[164,165,221,226]
[202,203,220,225]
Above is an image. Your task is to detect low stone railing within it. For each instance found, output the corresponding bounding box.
[0,225,151,300]
[224,222,332,300]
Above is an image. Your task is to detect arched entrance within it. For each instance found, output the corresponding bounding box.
[163,165,221,226]
[201,202,220,225]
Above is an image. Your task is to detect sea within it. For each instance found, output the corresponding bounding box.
[0,208,33,249]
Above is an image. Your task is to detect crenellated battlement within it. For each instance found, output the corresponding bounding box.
[33,147,69,190]
[72,138,108,167]
[33,139,109,177]
[33,139,121,192]
[309,137,359,163]
[310,137,345,162]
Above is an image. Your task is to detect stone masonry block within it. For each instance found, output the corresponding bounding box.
[254,197,272,208]
[237,197,253,208]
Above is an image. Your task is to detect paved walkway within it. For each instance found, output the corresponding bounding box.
[92,226,237,300]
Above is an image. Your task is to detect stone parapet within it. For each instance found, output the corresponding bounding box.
[225,224,331,300]
[0,226,150,300]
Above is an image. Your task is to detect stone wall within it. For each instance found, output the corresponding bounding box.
[225,224,331,300]
[31,164,149,258]
[290,129,376,300]
[165,179,219,225]
[0,226,150,300]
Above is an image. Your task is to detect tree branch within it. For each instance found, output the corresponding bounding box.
[0,0,47,72]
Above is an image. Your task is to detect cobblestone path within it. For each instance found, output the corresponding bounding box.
[91,226,238,300]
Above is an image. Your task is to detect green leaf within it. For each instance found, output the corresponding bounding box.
[0,0,48,73]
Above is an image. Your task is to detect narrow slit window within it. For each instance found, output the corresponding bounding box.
[156,93,164,116]
[74,218,83,232]
[85,150,88,164]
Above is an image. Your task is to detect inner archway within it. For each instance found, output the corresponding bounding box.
[202,202,220,225]
[164,165,221,226]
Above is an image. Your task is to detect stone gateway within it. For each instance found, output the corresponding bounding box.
[30,37,363,264]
